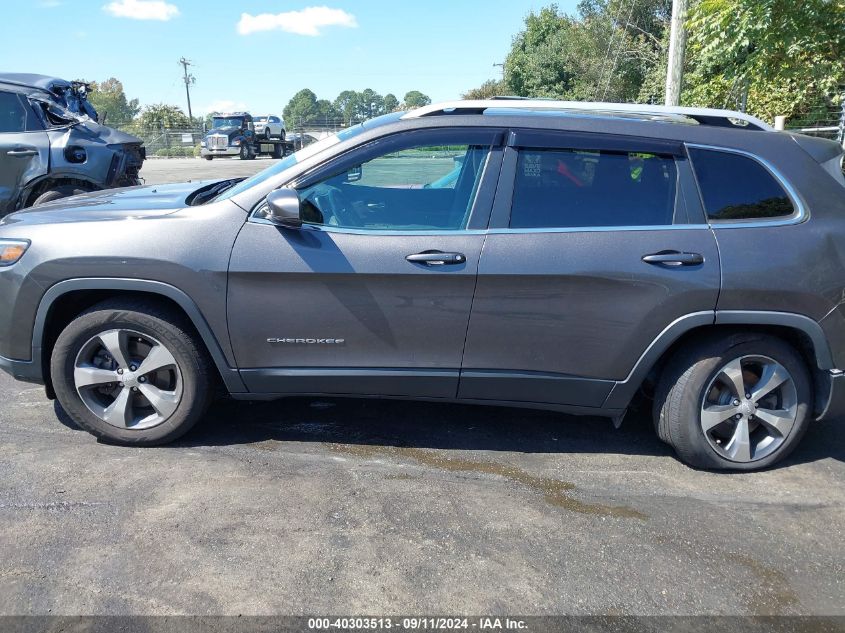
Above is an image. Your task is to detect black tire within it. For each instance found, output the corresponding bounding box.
[279,129,285,142]
[264,128,272,140]
[32,185,88,206]
[204,155,213,161]
[50,299,214,446]
[654,332,813,471]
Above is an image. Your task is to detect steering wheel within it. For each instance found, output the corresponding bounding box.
[303,184,359,227]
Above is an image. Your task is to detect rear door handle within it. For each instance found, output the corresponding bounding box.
[6,148,38,158]
[642,251,704,266]
[406,251,466,266]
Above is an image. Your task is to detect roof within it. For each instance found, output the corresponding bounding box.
[0,73,73,95]
[402,99,773,131]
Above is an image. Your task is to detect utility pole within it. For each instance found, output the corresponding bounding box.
[664,0,689,106]
[178,57,195,124]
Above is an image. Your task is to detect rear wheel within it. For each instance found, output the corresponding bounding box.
[50,300,213,445]
[204,155,213,161]
[32,185,89,206]
[654,333,812,470]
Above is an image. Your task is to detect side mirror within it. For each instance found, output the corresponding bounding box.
[266,188,302,228]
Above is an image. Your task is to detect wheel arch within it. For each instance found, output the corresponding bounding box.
[20,175,102,209]
[34,279,246,397]
[604,311,834,411]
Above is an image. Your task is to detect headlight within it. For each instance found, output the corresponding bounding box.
[200,140,207,147]
[232,139,241,146]
[0,239,30,267]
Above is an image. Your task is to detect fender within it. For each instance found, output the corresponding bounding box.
[603,309,836,409]
[31,278,246,393]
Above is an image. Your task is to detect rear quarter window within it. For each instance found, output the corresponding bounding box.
[688,148,795,221]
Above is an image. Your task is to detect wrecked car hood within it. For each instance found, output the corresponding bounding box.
[1,181,211,226]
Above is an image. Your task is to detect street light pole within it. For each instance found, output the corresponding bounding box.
[664,0,688,106]
[179,57,195,123]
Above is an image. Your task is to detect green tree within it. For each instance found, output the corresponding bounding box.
[383,93,400,112]
[334,90,362,125]
[403,90,432,109]
[462,79,507,100]
[358,88,385,119]
[137,103,190,131]
[684,0,845,123]
[81,77,140,127]
[284,88,320,127]
[504,1,669,102]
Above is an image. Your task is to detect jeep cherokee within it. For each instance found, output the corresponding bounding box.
[1,99,843,471]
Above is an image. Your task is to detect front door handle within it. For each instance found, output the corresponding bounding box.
[642,251,704,266]
[406,251,466,266]
[7,148,38,158]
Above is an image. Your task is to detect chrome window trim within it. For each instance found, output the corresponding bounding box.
[686,143,808,229]
[247,215,710,236]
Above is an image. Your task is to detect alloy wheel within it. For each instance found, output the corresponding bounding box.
[73,329,183,430]
[700,355,798,463]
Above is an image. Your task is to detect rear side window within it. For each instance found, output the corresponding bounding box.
[509,149,677,228]
[688,148,795,221]
[0,91,32,133]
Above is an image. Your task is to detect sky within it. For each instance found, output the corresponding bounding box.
[1,0,581,117]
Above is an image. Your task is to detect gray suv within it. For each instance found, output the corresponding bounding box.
[1,99,843,471]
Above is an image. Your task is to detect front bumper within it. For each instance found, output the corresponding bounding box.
[0,354,42,385]
[201,147,240,157]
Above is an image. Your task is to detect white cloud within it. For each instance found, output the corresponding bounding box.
[103,0,179,21]
[237,6,357,36]
[38,0,63,8]
[203,100,248,115]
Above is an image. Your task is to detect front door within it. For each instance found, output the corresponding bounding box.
[0,91,48,213]
[228,128,502,398]
[459,131,721,407]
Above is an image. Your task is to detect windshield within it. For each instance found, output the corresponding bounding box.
[213,117,244,128]
[213,112,406,203]
[254,116,267,122]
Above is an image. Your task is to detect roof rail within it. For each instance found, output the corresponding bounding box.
[402,99,773,131]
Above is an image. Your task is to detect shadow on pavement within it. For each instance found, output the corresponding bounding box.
[55,395,844,465]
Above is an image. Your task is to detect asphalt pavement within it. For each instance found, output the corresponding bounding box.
[1,371,843,615]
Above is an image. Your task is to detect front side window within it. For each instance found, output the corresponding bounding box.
[0,91,31,133]
[296,143,490,231]
[509,148,678,228]
[688,148,795,221]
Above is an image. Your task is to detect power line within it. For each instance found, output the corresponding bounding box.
[599,0,638,102]
[593,2,625,101]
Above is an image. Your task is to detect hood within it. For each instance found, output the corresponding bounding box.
[0,181,212,227]
[61,119,143,147]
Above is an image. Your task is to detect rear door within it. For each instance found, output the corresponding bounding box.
[228,127,503,398]
[459,130,721,408]
[0,91,48,213]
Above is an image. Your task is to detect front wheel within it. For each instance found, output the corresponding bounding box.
[654,333,812,470]
[50,300,213,445]
[239,144,249,160]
